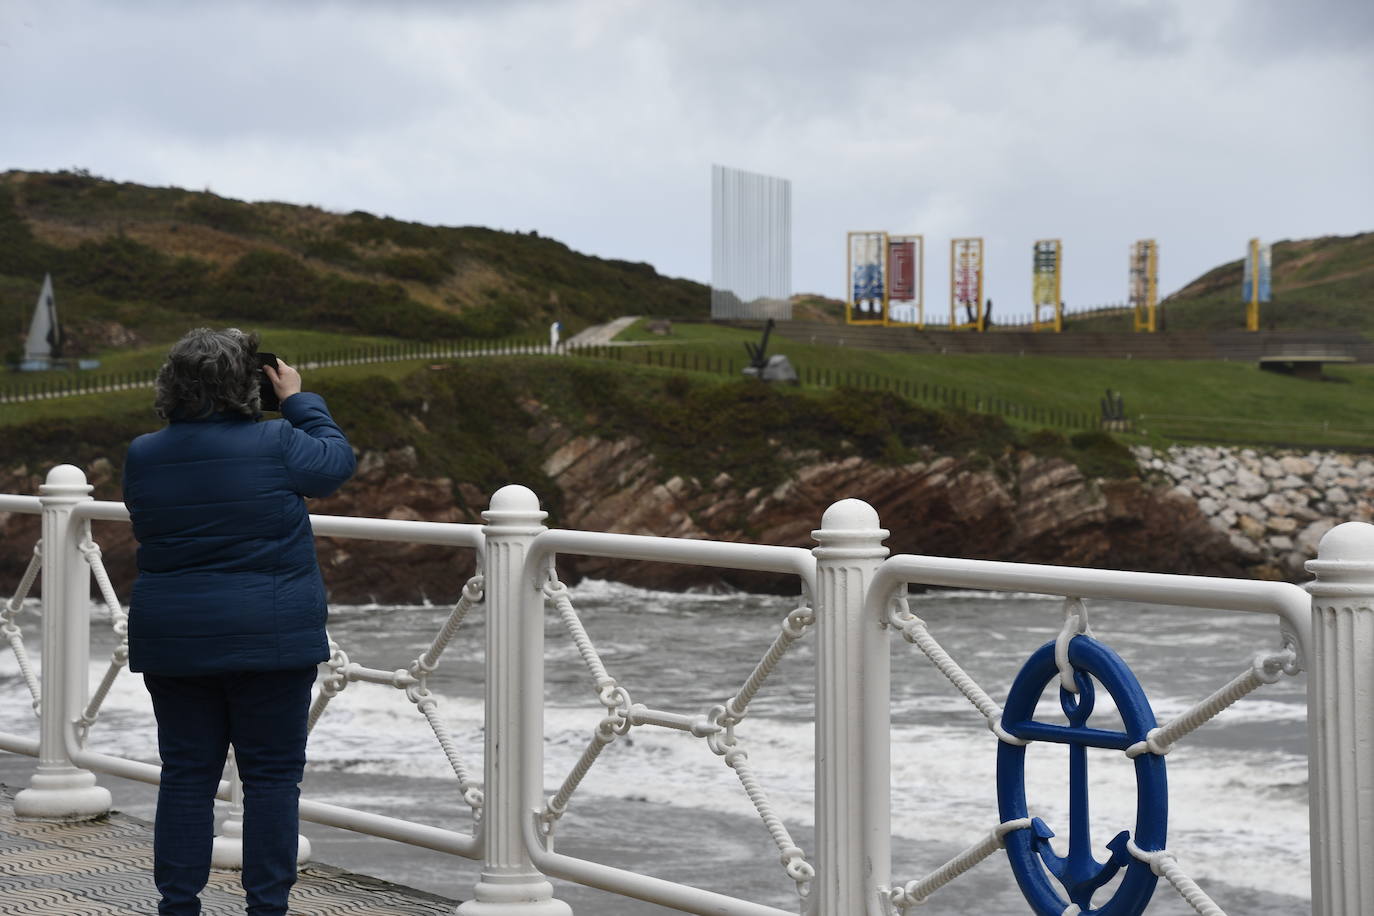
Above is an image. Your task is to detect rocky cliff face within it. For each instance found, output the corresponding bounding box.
[0,428,1246,605]
[520,430,1244,592]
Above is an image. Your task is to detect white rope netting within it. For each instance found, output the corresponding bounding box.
[1,539,43,711]
[1126,839,1228,916]
[1125,643,1301,759]
[886,594,1025,746]
[307,573,487,816]
[75,535,130,744]
[539,573,817,898]
[888,817,1032,909]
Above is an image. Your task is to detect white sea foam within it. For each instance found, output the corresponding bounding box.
[564,577,790,606]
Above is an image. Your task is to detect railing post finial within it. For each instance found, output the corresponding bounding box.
[812,498,890,915]
[1304,522,1374,916]
[15,465,112,821]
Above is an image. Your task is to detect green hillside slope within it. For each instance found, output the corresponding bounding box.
[1070,231,1374,333]
[1161,231,1374,331]
[0,169,707,360]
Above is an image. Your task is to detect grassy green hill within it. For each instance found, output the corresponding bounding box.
[613,320,1374,450]
[0,169,708,361]
[1069,231,1374,333]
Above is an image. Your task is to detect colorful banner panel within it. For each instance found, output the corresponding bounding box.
[889,241,916,300]
[952,238,983,307]
[1130,241,1156,306]
[1130,239,1158,331]
[1243,240,1273,304]
[847,231,887,324]
[852,233,884,303]
[886,234,923,326]
[1032,240,1060,307]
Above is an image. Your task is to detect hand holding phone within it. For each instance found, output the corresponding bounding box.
[256,353,301,411]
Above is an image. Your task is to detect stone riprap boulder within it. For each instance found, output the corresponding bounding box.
[1133,444,1372,578]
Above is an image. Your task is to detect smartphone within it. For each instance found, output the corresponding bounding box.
[256,352,281,412]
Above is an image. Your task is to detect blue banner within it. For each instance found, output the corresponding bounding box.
[853,262,883,301]
[1259,243,1272,303]
[1243,241,1273,303]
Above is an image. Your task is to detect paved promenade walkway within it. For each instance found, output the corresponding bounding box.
[566,314,640,346]
[0,787,456,915]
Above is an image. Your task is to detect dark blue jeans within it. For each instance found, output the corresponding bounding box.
[144,667,317,916]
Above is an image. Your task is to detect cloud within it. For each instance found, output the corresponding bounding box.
[1226,0,1374,55]
[1,0,1370,313]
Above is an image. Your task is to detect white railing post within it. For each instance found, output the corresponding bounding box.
[458,485,572,915]
[212,758,246,868]
[1304,522,1374,916]
[209,753,314,870]
[811,498,890,916]
[15,465,111,821]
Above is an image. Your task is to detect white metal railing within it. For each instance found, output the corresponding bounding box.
[0,467,1371,915]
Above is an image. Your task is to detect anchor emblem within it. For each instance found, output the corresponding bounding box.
[996,634,1167,916]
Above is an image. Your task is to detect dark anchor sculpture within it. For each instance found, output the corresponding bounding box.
[741,318,799,384]
[1100,388,1130,433]
[1100,388,1126,423]
[997,634,1167,916]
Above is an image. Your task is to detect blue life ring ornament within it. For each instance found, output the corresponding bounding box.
[996,636,1167,915]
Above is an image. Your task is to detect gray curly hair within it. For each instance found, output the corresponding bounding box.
[154,327,262,421]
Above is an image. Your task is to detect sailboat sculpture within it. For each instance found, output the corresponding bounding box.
[21,274,61,370]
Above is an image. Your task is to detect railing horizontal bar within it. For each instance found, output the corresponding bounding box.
[0,732,40,757]
[524,818,792,916]
[0,496,40,514]
[70,744,225,796]
[68,500,485,549]
[532,530,814,586]
[869,554,1312,659]
[297,798,479,859]
[73,501,130,522]
[309,515,484,548]
[66,744,478,858]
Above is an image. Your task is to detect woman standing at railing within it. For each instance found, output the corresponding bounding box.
[121,328,356,916]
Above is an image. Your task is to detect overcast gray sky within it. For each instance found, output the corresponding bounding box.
[3,0,1371,319]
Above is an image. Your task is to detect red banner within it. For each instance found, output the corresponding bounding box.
[888,241,915,300]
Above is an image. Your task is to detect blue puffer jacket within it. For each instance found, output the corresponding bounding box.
[124,392,356,675]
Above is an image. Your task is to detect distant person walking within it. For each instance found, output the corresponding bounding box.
[123,327,355,916]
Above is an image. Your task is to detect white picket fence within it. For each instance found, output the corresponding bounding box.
[0,464,1370,915]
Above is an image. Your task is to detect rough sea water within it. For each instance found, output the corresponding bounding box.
[0,579,1310,914]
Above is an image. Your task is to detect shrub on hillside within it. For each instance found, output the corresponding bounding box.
[208,250,471,338]
[334,211,452,250]
[300,237,362,267]
[213,250,320,318]
[373,251,453,283]
[0,186,49,279]
[1067,430,1138,480]
[181,194,258,233]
